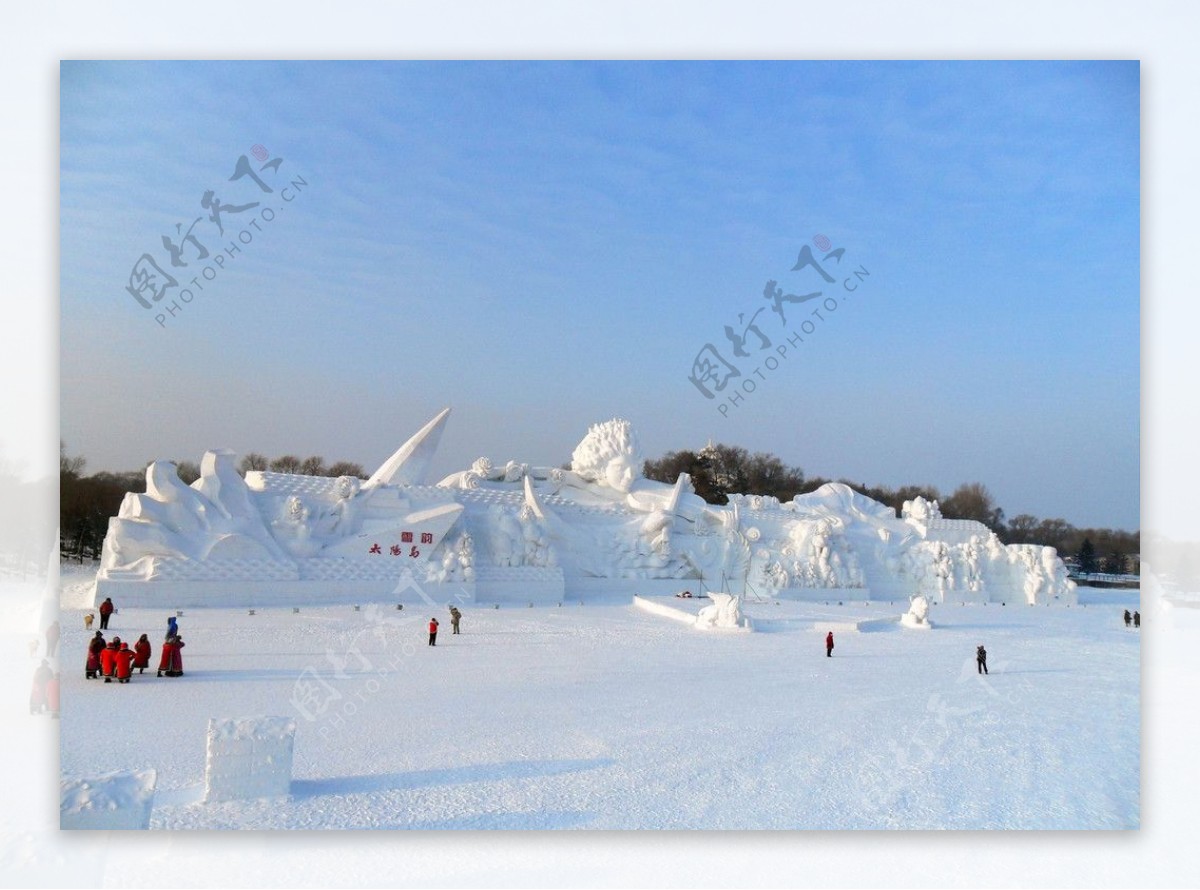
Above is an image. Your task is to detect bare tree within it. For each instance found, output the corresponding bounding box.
[175,461,201,485]
[300,455,326,476]
[326,461,367,479]
[239,452,269,475]
[940,482,1004,532]
[270,455,303,474]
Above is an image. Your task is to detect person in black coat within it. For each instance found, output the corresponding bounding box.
[976,644,988,675]
[1123,609,1131,627]
[1133,611,1141,628]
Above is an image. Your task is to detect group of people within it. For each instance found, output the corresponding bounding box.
[1123,609,1141,628]
[86,614,186,683]
[428,606,463,646]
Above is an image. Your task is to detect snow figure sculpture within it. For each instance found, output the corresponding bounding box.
[570,418,642,493]
[273,496,320,558]
[901,594,933,629]
[322,475,363,535]
[518,505,557,568]
[429,534,476,583]
[782,518,865,588]
[695,592,745,630]
[486,506,524,567]
[901,495,942,523]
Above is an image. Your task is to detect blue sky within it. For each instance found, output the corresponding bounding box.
[60,60,1139,529]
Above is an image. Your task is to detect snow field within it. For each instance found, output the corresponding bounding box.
[58,587,1139,829]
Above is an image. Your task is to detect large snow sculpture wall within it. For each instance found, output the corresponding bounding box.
[95,409,1076,608]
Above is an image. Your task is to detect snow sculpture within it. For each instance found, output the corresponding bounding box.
[95,409,1076,609]
[428,533,475,584]
[204,716,296,803]
[695,592,745,630]
[901,594,933,629]
[61,768,157,830]
[570,418,642,492]
[901,495,941,523]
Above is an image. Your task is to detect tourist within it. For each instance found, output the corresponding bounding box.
[115,643,135,684]
[100,638,119,682]
[450,606,462,635]
[86,631,105,679]
[976,644,988,675]
[825,631,835,658]
[158,636,176,677]
[99,597,115,630]
[30,659,53,714]
[166,615,178,641]
[428,617,439,646]
[46,671,60,718]
[133,634,152,674]
[1133,611,1140,628]
[166,635,185,676]
[1123,609,1131,627]
[45,620,60,658]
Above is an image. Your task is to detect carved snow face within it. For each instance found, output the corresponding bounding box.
[334,476,360,500]
[603,460,634,492]
[285,496,308,521]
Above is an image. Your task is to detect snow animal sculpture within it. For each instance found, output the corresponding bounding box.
[695,592,746,630]
[901,594,933,629]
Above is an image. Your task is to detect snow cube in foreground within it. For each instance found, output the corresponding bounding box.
[205,716,296,803]
[61,768,157,830]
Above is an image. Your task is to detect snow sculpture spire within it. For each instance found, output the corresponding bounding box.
[365,407,451,488]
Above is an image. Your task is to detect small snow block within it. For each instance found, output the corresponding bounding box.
[205,716,296,803]
[61,768,157,830]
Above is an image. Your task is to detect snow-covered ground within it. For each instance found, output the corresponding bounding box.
[56,568,1139,830]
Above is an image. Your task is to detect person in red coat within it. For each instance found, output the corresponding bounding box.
[428,617,439,646]
[86,631,105,679]
[115,643,135,683]
[133,634,152,673]
[825,631,835,658]
[165,636,185,677]
[100,638,120,682]
[158,636,176,677]
[46,672,60,717]
[98,597,115,630]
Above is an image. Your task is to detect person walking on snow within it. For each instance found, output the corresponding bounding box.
[133,634,152,673]
[825,631,834,657]
[449,606,462,635]
[977,644,988,675]
[166,615,178,641]
[1123,609,1131,627]
[98,597,114,630]
[1133,611,1141,628]
[428,617,439,646]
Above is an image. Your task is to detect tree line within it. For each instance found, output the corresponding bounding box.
[643,442,1139,571]
[59,443,368,562]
